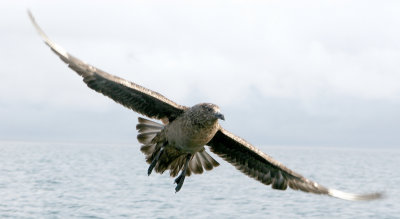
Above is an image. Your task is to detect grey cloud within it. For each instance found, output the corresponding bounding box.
[1,1,400,147]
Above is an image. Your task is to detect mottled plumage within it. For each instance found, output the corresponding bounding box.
[29,11,382,200]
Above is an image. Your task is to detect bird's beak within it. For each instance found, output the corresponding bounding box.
[215,112,225,121]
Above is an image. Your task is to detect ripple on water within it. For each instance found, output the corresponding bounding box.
[0,142,399,218]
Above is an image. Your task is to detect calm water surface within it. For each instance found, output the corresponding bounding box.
[0,142,398,218]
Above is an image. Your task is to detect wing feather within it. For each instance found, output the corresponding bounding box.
[28,11,187,122]
[208,128,382,201]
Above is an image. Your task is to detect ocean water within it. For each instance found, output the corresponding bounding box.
[0,142,398,218]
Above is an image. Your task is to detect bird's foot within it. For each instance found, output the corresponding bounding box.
[147,160,157,176]
[174,153,192,193]
[148,148,164,176]
[174,173,185,193]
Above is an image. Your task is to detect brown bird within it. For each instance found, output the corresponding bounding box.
[29,11,382,200]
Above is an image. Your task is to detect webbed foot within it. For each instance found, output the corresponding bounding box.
[148,148,164,176]
[174,154,192,192]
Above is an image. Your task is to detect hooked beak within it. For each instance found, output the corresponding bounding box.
[215,112,225,121]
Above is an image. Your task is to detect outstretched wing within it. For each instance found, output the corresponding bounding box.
[207,128,382,201]
[28,11,187,122]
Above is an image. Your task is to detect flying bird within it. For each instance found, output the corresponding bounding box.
[28,11,382,201]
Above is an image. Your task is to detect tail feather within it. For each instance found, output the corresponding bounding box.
[140,143,156,163]
[136,123,164,132]
[189,153,204,174]
[138,117,164,128]
[136,117,220,179]
[160,150,186,177]
[152,148,220,177]
[137,132,159,144]
[187,150,220,175]
[197,150,220,171]
[137,117,165,162]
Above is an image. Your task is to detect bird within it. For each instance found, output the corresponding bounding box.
[28,11,382,201]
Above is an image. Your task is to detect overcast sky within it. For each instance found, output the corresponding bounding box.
[1,0,400,147]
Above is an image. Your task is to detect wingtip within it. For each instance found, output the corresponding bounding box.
[27,9,33,19]
[328,189,384,201]
[28,10,69,59]
[27,9,42,36]
[27,9,36,23]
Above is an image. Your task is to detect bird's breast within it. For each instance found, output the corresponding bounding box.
[165,117,219,154]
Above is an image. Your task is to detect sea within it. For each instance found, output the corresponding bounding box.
[0,141,399,218]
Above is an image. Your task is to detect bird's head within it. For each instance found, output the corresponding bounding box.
[192,103,225,122]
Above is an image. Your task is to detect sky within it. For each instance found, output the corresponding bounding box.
[1,0,400,147]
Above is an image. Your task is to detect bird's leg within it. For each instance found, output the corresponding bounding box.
[174,153,192,193]
[148,147,164,176]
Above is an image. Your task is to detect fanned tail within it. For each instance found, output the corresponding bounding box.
[136,117,164,163]
[167,149,220,177]
[136,117,219,178]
